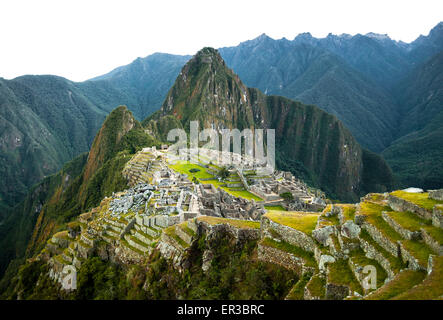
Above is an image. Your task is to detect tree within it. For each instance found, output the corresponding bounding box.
[280,192,294,202]
[217,167,230,180]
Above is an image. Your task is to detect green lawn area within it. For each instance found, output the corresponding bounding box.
[286,273,311,300]
[163,225,190,248]
[360,202,403,243]
[391,190,443,211]
[359,229,405,273]
[168,161,214,179]
[168,161,262,201]
[264,211,319,235]
[350,248,387,290]
[261,237,317,268]
[328,259,363,295]
[387,210,443,245]
[339,204,356,221]
[197,216,260,229]
[306,274,326,298]
[393,256,443,300]
[365,270,426,300]
[264,205,286,211]
[401,240,434,267]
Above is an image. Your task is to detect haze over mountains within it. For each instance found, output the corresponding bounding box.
[0,22,442,214]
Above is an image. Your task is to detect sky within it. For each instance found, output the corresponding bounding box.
[0,0,442,82]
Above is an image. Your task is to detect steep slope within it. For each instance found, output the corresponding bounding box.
[0,76,110,211]
[219,37,399,152]
[383,52,443,189]
[148,47,394,201]
[0,106,158,278]
[90,53,191,119]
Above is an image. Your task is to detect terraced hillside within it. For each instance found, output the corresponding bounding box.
[3,143,442,300]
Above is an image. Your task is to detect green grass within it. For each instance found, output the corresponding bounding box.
[391,190,443,211]
[387,210,443,245]
[365,270,426,300]
[179,222,197,238]
[339,204,356,221]
[120,238,146,256]
[328,259,363,295]
[286,273,312,300]
[169,161,214,179]
[359,229,405,273]
[306,274,326,298]
[264,205,286,211]
[168,160,262,201]
[164,226,190,248]
[401,240,434,267]
[360,202,403,243]
[265,211,319,235]
[261,237,317,268]
[197,216,260,229]
[350,248,388,289]
[129,235,151,249]
[393,256,443,300]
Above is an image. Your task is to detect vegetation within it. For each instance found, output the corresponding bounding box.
[306,274,326,298]
[365,270,427,300]
[328,259,363,295]
[264,211,319,235]
[197,216,260,229]
[261,237,317,268]
[390,191,443,211]
[280,192,294,202]
[393,256,443,300]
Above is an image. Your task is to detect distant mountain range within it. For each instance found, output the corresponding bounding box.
[0,22,442,213]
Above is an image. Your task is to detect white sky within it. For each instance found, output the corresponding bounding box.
[0,0,442,82]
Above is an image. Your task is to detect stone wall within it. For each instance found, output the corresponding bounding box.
[421,229,443,256]
[388,195,432,220]
[432,206,443,229]
[261,216,316,253]
[429,189,443,201]
[382,212,421,240]
[362,222,399,257]
[257,243,314,276]
[398,241,424,271]
[359,237,395,280]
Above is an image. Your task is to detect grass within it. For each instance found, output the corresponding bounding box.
[179,222,197,238]
[261,237,317,268]
[120,238,146,256]
[328,259,363,295]
[197,216,260,229]
[393,256,443,300]
[306,274,326,298]
[359,229,405,273]
[339,204,356,221]
[390,190,443,211]
[359,201,403,243]
[387,210,443,245]
[129,235,151,249]
[401,240,434,267]
[365,270,427,300]
[169,161,214,179]
[164,226,190,248]
[264,211,319,235]
[168,160,262,201]
[349,248,388,289]
[264,205,286,211]
[286,273,311,300]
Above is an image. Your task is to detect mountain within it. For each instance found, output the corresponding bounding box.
[90,53,191,120]
[219,39,399,152]
[382,51,443,189]
[147,47,394,200]
[0,106,158,277]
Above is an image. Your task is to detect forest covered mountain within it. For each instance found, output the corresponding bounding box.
[0,22,442,241]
